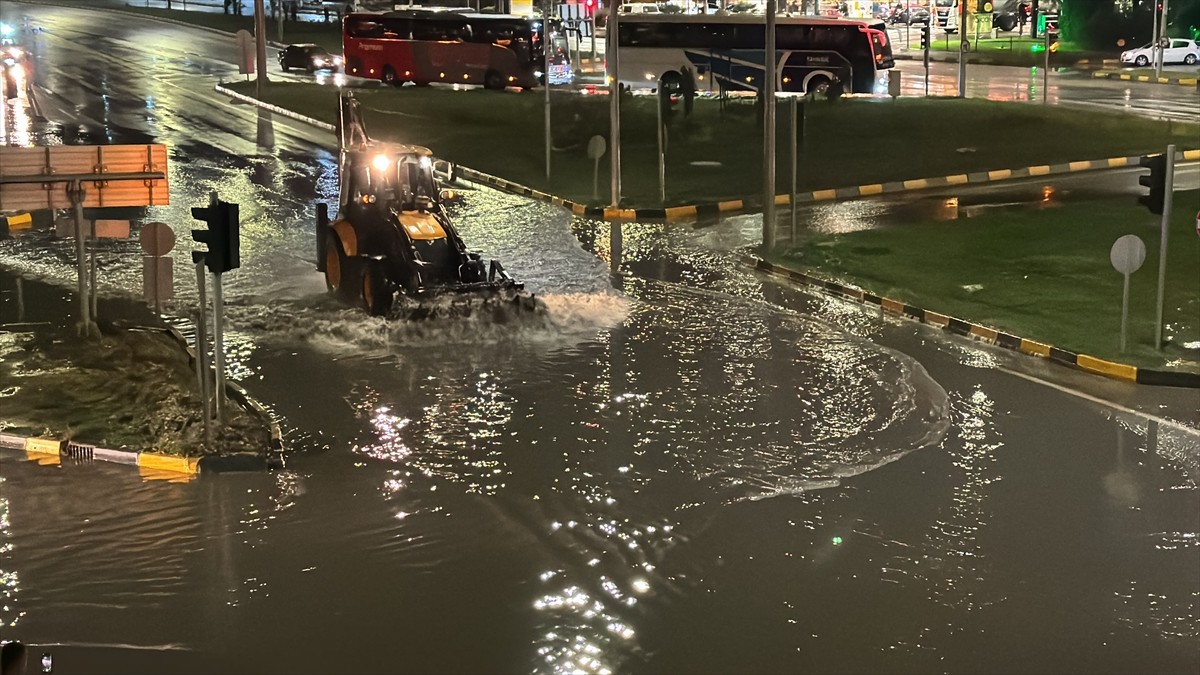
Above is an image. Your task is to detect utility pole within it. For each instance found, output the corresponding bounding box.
[608,0,621,208]
[254,0,268,98]
[762,0,777,250]
[544,0,552,182]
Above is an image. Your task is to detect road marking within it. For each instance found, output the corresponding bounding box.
[998,366,1200,438]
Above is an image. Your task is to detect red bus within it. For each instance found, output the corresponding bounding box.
[343,10,571,90]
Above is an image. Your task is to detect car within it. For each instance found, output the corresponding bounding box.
[278,43,341,72]
[1120,38,1200,67]
[890,5,929,25]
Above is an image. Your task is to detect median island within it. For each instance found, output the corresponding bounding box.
[226,81,1199,375]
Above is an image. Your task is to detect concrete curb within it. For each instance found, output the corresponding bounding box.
[215,82,336,132]
[0,325,286,478]
[1090,70,1200,87]
[744,255,1200,389]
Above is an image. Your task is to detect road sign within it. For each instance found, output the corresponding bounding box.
[0,144,169,211]
[588,135,606,201]
[1111,233,1146,354]
[143,255,174,306]
[140,221,176,256]
[1110,234,1146,274]
[236,29,255,75]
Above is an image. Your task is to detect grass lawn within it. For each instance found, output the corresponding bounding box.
[227,80,1198,208]
[768,191,1200,371]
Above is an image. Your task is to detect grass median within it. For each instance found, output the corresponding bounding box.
[226,80,1198,208]
[767,190,1200,371]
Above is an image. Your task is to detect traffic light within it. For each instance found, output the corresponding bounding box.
[920,24,931,50]
[191,197,241,275]
[1137,153,1166,215]
[584,0,595,14]
[976,1,993,12]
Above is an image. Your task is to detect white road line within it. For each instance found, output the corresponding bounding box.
[997,366,1200,437]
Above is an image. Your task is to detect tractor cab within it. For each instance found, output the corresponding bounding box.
[317,91,523,317]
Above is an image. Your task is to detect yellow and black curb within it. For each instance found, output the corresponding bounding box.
[0,325,285,478]
[457,148,1200,222]
[744,255,1200,389]
[1090,70,1200,87]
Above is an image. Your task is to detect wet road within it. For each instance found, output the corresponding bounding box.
[1,4,1198,674]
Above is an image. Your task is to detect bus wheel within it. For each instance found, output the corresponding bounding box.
[484,69,505,90]
[804,76,831,97]
[659,71,683,98]
[382,66,400,86]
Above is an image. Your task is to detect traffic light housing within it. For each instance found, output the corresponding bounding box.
[920,24,931,50]
[191,198,241,275]
[1137,153,1166,215]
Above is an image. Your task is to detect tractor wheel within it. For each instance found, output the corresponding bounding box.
[323,231,360,302]
[361,259,394,317]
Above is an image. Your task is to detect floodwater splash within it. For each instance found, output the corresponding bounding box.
[223,290,631,358]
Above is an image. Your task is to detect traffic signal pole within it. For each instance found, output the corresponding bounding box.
[194,258,213,446]
[190,191,241,426]
[957,0,968,97]
[1154,0,1169,79]
[1154,145,1175,350]
[922,24,931,96]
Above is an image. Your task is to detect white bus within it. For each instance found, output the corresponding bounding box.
[615,14,894,97]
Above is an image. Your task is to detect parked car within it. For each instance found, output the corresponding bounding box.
[1120,38,1200,67]
[278,43,342,72]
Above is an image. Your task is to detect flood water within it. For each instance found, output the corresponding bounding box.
[2,199,1198,674]
[1,4,1198,672]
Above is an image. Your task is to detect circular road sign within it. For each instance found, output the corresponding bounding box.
[1109,234,1146,275]
[140,221,176,257]
[587,135,607,160]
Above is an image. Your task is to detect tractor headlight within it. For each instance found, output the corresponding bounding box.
[418,155,432,169]
[372,154,391,172]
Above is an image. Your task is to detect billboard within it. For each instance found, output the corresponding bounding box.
[0,144,169,211]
